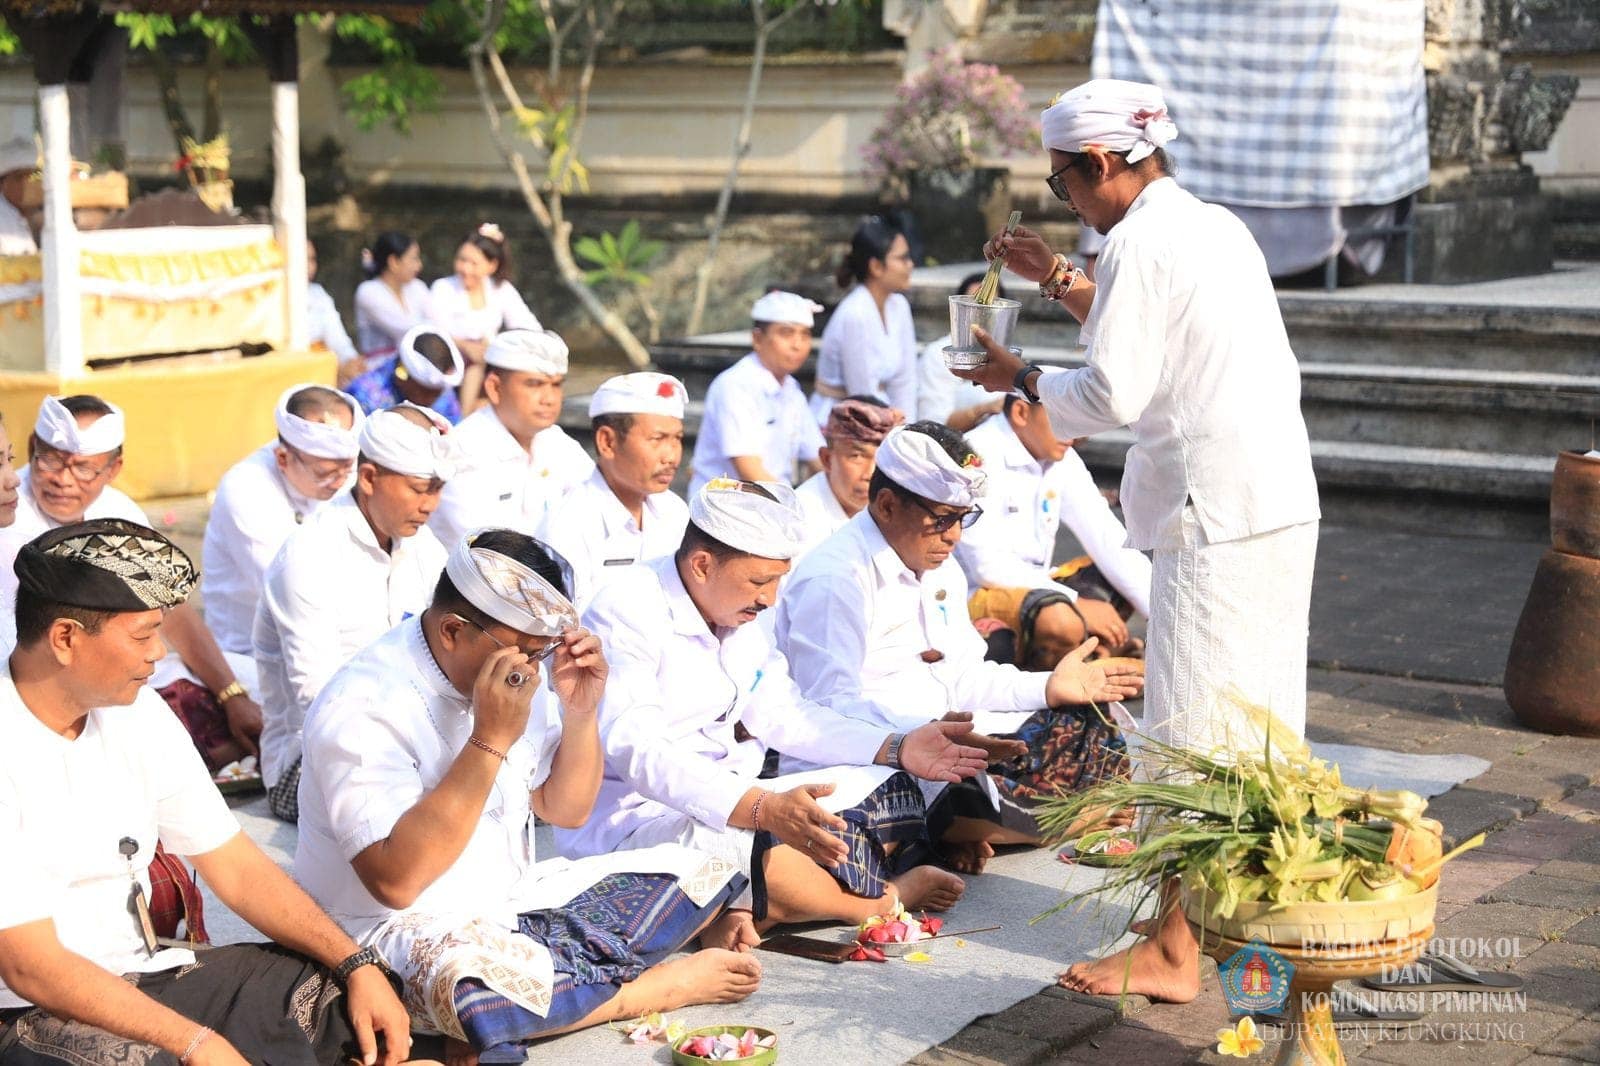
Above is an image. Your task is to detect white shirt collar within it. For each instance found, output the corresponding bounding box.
[855,510,919,590]
[1122,175,1180,221]
[654,555,719,641]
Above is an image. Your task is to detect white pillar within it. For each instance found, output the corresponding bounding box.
[39,83,82,377]
[271,79,308,351]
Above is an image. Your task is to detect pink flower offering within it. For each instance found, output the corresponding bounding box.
[675,1029,777,1061]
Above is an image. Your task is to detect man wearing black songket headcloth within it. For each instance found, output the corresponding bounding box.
[0,519,412,1066]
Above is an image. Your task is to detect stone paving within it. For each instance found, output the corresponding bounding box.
[908,523,1600,1065]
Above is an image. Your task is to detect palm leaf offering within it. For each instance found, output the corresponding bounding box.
[973,210,1022,305]
[1037,693,1483,925]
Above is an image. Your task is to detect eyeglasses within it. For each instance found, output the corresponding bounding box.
[32,446,114,483]
[1045,155,1082,203]
[453,613,561,664]
[284,446,354,488]
[909,496,982,532]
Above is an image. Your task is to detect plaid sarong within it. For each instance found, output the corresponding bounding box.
[450,871,745,1061]
[268,756,302,823]
[1094,0,1429,208]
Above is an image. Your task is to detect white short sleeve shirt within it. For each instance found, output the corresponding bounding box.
[689,354,822,496]
[430,408,596,550]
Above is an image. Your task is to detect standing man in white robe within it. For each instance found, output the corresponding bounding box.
[958,396,1151,668]
[254,404,455,822]
[202,384,362,679]
[430,329,594,547]
[689,291,824,496]
[560,479,996,927]
[296,529,759,1063]
[0,395,264,766]
[778,423,1144,873]
[958,79,1320,1001]
[793,396,904,561]
[535,372,690,607]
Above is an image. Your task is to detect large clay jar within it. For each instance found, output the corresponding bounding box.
[1505,548,1600,737]
[1550,451,1600,557]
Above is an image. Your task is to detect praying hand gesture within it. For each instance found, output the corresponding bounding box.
[1044,638,1145,707]
[549,626,607,718]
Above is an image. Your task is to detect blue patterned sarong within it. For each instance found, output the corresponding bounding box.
[451,871,746,1060]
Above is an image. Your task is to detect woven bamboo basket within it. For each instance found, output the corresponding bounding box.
[1181,881,1438,948]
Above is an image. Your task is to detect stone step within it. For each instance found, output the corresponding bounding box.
[907,261,1600,376]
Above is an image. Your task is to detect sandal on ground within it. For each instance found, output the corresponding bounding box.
[1359,951,1524,994]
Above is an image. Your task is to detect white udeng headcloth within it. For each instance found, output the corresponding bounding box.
[445,531,579,637]
[273,384,363,460]
[34,395,125,455]
[357,403,458,481]
[751,290,824,328]
[397,326,464,390]
[485,329,569,376]
[874,426,986,508]
[1040,79,1179,164]
[689,478,807,561]
[588,372,688,420]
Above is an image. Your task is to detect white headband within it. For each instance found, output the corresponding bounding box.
[357,403,457,481]
[874,426,986,508]
[35,395,125,455]
[444,533,578,637]
[398,326,464,390]
[588,372,687,420]
[485,329,569,376]
[689,478,808,561]
[274,384,363,460]
[751,290,824,327]
[1040,78,1179,165]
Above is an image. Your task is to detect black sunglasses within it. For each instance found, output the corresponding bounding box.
[1045,154,1083,203]
[909,496,983,532]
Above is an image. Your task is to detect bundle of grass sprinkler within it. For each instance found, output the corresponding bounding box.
[1037,698,1483,947]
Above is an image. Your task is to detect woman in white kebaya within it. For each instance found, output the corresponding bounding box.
[430,223,542,414]
[353,230,433,381]
[811,216,919,425]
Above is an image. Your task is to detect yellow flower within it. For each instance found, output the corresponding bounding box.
[664,1021,686,1042]
[1215,1016,1265,1058]
[905,951,932,963]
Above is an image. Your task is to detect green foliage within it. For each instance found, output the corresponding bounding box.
[574,220,664,289]
[115,12,255,62]
[515,101,589,193]
[0,20,17,56]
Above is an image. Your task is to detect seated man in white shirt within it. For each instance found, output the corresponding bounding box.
[255,404,454,822]
[688,291,824,496]
[959,397,1152,669]
[0,395,264,774]
[0,519,410,1066]
[778,423,1144,872]
[561,478,998,927]
[297,528,758,1064]
[794,396,903,560]
[431,329,595,547]
[202,384,362,676]
[535,372,689,607]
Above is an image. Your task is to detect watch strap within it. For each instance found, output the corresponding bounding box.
[1013,363,1043,404]
[885,733,907,770]
[333,946,386,986]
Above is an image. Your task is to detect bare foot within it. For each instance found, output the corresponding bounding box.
[650,948,763,1010]
[1056,937,1199,1003]
[699,909,761,953]
[942,839,994,875]
[889,865,965,912]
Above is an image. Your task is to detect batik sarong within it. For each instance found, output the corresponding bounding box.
[0,944,360,1066]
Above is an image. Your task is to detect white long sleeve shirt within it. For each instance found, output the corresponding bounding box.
[777,511,1049,737]
[252,494,446,787]
[956,416,1153,617]
[555,556,888,859]
[1036,177,1319,551]
[532,468,688,609]
[307,282,359,363]
[916,332,992,423]
[428,275,540,342]
[792,470,849,562]
[429,407,595,550]
[201,444,332,656]
[811,285,918,422]
[354,278,432,357]
[689,353,822,497]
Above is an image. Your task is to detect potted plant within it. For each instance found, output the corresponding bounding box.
[862,46,1036,264]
